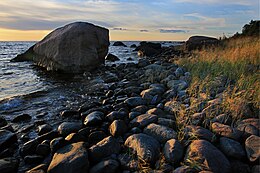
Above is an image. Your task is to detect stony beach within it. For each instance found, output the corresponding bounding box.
[0,22,259,173]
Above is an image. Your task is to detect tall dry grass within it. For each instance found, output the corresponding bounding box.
[178,36,260,120]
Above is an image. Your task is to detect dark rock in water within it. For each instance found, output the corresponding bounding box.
[38,124,52,135]
[185,140,231,173]
[124,97,147,107]
[0,116,7,128]
[129,114,158,128]
[89,136,121,163]
[130,44,137,48]
[24,155,44,164]
[109,120,128,137]
[184,36,219,51]
[57,122,81,137]
[124,133,160,164]
[0,157,19,173]
[135,42,162,57]
[48,142,89,173]
[88,131,107,145]
[113,41,127,47]
[12,22,109,73]
[106,53,120,62]
[12,113,31,123]
[89,159,120,173]
[83,111,104,126]
[50,137,67,153]
[0,130,17,152]
[245,135,260,162]
[219,137,246,159]
[163,139,183,164]
[143,123,177,143]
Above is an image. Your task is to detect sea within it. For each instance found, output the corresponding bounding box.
[0,41,180,121]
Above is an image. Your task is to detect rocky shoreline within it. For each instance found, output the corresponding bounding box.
[1,43,259,173]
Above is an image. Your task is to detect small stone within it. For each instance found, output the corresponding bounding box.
[60,110,79,119]
[38,124,52,135]
[245,135,260,162]
[58,122,81,137]
[129,114,158,128]
[143,123,177,144]
[65,133,86,143]
[83,111,104,126]
[219,137,246,159]
[12,113,31,123]
[106,111,127,122]
[88,131,107,145]
[124,97,147,107]
[48,142,89,173]
[124,133,160,164]
[131,105,149,114]
[163,139,183,164]
[109,120,128,137]
[89,136,121,163]
[89,159,120,173]
[50,137,67,153]
[128,112,141,120]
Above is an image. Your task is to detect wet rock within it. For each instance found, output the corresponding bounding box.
[211,122,242,140]
[129,114,158,128]
[88,131,107,145]
[58,122,81,137]
[48,142,89,173]
[113,41,127,47]
[83,111,104,126]
[24,155,44,164]
[131,105,149,114]
[50,137,67,153]
[163,139,183,164]
[12,113,31,123]
[245,135,260,162]
[0,116,7,128]
[65,133,86,143]
[0,157,19,173]
[185,140,231,173]
[106,53,120,62]
[124,97,147,107]
[184,125,215,142]
[109,120,128,137]
[143,123,177,143]
[90,159,120,173]
[124,133,160,164]
[36,143,50,156]
[38,124,52,135]
[219,137,246,159]
[89,136,121,163]
[106,111,128,122]
[60,110,79,119]
[0,130,17,152]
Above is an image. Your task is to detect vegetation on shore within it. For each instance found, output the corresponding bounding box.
[177,20,259,125]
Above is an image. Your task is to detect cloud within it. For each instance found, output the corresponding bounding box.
[159,29,187,33]
[140,29,149,32]
[112,27,128,31]
[174,0,255,6]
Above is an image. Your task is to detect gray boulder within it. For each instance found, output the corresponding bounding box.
[184,36,219,51]
[12,22,109,73]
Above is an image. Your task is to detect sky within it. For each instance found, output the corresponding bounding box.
[0,0,259,41]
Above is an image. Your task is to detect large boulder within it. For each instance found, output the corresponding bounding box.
[12,22,109,73]
[184,36,219,51]
[135,41,162,57]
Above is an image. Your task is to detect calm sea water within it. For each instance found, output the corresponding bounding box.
[0,41,179,118]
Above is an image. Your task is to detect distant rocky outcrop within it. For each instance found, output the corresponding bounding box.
[11,22,110,73]
[134,41,162,57]
[184,36,219,51]
[105,53,120,62]
[112,41,127,47]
